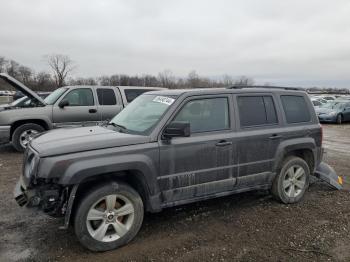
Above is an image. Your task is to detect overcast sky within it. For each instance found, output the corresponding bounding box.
[1,0,350,87]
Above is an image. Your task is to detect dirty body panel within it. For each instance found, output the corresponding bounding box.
[14,87,341,229]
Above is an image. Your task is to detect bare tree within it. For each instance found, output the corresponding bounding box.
[17,66,33,85]
[158,70,176,89]
[0,56,7,73]
[233,76,254,87]
[46,54,75,88]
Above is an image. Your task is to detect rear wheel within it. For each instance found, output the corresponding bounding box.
[74,182,144,251]
[272,156,310,204]
[12,123,45,152]
[336,114,343,124]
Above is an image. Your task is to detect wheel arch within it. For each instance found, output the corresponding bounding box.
[10,119,51,140]
[274,138,317,174]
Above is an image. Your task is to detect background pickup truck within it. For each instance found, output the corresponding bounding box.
[0,73,163,151]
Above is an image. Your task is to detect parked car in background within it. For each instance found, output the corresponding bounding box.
[321,96,336,101]
[14,86,341,251]
[0,92,51,111]
[316,100,350,124]
[0,73,164,151]
[311,98,324,108]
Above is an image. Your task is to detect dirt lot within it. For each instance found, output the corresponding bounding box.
[0,124,349,262]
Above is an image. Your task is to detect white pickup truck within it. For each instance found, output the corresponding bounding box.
[0,73,164,151]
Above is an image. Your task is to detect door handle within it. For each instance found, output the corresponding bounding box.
[269,134,282,140]
[89,109,97,113]
[216,140,232,147]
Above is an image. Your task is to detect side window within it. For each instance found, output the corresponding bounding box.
[125,89,153,103]
[237,96,278,127]
[281,95,310,123]
[97,88,117,105]
[173,97,230,133]
[63,88,94,106]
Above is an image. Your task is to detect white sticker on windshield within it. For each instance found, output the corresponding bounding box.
[153,96,175,105]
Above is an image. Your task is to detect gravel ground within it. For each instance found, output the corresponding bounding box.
[0,124,349,262]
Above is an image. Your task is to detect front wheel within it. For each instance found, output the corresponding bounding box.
[336,114,343,124]
[272,156,310,204]
[74,182,144,252]
[12,123,45,152]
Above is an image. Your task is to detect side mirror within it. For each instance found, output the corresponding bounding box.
[58,99,69,108]
[163,121,190,139]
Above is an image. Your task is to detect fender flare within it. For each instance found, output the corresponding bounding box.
[273,137,317,172]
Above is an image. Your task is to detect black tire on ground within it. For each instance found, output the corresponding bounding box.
[74,182,144,252]
[12,123,45,152]
[336,114,343,125]
[272,156,310,204]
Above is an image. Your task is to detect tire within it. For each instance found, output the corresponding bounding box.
[74,182,144,252]
[272,156,310,204]
[336,114,343,124]
[12,123,45,152]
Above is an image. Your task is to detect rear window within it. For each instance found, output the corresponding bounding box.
[281,95,311,123]
[237,96,278,127]
[125,89,154,103]
[97,88,117,105]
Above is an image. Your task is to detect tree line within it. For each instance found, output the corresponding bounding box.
[1,54,349,93]
[0,54,255,91]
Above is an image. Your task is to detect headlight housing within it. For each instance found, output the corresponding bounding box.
[23,148,40,182]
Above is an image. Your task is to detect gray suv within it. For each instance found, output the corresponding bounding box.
[14,87,342,251]
[0,73,163,151]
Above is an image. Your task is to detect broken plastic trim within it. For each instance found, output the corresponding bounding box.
[314,162,343,190]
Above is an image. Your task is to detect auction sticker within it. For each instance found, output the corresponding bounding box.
[153,96,175,105]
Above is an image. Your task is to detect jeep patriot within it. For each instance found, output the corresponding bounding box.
[14,87,342,251]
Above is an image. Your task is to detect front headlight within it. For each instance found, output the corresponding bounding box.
[327,111,337,116]
[24,149,40,180]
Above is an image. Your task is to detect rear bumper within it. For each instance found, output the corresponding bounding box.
[314,162,343,190]
[0,125,11,144]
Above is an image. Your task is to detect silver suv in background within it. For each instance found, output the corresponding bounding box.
[0,73,164,151]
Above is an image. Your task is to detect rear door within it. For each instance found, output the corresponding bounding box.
[52,87,99,127]
[96,87,124,121]
[233,93,282,187]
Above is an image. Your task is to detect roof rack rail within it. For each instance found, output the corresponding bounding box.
[227,85,304,91]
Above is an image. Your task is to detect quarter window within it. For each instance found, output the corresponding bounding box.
[97,88,117,105]
[281,95,310,123]
[62,88,94,106]
[237,96,278,127]
[173,97,230,133]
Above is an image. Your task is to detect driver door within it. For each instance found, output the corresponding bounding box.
[52,88,99,127]
[158,95,237,204]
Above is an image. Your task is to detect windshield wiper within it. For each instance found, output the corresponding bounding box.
[108,122,127,133]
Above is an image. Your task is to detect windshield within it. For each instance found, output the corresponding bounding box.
[44,88,68,105]
[320,101,345,110]
[110,94,177,135]
[11,96,28,106]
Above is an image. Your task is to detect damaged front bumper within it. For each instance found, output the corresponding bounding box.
[14,178,68,216]
[314,162,343,190]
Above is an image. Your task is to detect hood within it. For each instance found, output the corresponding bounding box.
[30,126,150,157]
[0,73,45,105]
[315,107,337,115]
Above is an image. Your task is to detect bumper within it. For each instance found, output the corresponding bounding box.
[318,115,337,123]
[0,125,11,144]
[13,180,40,207]
[314,162,343,190]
